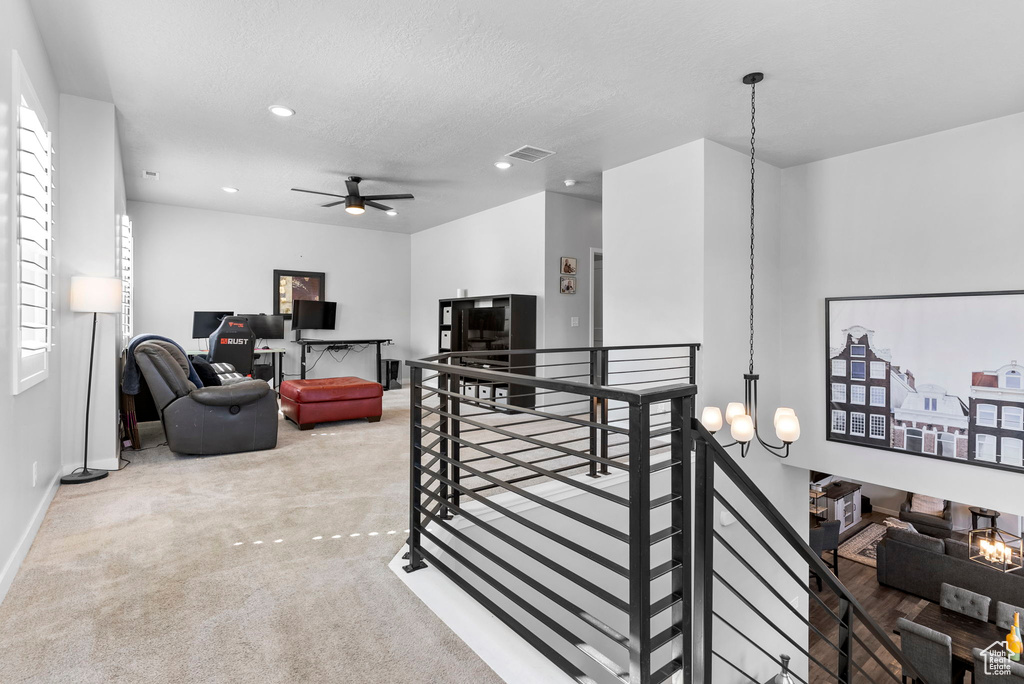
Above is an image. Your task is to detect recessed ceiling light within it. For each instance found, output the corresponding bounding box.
[222,187,239,193]
[494,161,512,170]
[386,210,398,216]
[563,179,577,187]
[268,105,295,117]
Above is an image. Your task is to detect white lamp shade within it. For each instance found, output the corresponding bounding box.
[700,406,723,432]
[773,407,796,428]
[70,276,122,313]
[731,414,754,443]
[775,413,801,443]
[725,402,746,426]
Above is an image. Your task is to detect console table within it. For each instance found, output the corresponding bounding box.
[821,481,863,534]
[295,338,393,386]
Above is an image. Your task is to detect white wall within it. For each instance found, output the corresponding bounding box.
[543,193,602,350]
[409,193,547,362]
[58,94,122,471]
[780,112,1024,517]
[0,0,65,603]
[602,140,704,347]
[130,201,411,383]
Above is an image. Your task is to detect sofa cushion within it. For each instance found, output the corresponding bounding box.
[884,516,917,533]
[945,538,971,561]
[910,494,946,517]
[280,377,383,403]
[888,527,945,553]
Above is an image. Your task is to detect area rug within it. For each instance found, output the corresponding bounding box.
[838,522,888,567]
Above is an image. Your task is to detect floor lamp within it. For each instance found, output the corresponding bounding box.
[62,276,123,485]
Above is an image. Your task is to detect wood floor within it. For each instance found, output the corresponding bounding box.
[807,512,930,684]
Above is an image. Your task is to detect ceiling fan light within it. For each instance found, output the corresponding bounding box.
[345,205,365,215]
[345,196,365,215]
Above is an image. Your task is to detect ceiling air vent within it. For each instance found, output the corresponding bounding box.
[505,145,555,163]
[142,170,159,181]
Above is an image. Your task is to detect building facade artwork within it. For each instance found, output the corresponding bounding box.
[828,326,895,446]
[892,383,969,459]
[968,363,1024,468]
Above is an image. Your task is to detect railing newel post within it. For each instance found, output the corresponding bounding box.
[438,362,452,520]
[588,349,600,478]
[693,430,713,682]
[673,395,692,681]
[403,365,427,573]
[628,400,652,684]
[600,351,610,475]
[450,367,461,510]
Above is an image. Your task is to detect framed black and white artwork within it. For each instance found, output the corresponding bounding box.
[826,290,1024,473]
[273,269,325,319]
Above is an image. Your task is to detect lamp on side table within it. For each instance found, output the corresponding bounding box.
[61,276,122,485]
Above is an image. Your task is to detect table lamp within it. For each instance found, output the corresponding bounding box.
[62,276,123,485]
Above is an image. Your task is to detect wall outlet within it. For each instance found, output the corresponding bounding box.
[32,461,37,487]
[570,316,579,327]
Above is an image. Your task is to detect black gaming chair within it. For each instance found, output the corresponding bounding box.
[208,316,256,375]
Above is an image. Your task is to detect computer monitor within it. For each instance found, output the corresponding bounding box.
[192,311,234,338]
[240,314,285,340]
[291,300,337,332]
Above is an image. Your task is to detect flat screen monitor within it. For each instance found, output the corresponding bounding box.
[241,314,285,340]
[192,311,234,338]
[460,307,508,361]
[291,300,337,331]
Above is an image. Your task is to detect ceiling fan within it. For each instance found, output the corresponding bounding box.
[291,176,414,215]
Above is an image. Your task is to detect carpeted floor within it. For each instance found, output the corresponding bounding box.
[0,389,502,684]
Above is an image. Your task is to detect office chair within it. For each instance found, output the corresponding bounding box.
[207,316,256,376]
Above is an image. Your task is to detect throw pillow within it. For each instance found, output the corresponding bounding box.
[190,356,222,387]
[910,494,945,517]
[884,516,917,533]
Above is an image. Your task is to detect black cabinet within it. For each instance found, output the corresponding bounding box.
[438,294,537,409]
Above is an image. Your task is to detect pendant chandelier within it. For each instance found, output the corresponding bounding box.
[699,72,800,458]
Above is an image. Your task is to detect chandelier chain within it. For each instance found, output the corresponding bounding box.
[748,80,756,375]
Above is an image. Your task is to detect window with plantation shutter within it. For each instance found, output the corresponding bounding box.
[12,57,55,394]
[119,215,133,345]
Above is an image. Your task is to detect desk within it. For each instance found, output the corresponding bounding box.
[295,338,393,386]
[897,602,1005,671]
[187,348,287,388]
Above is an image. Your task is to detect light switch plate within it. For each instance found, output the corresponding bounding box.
[570,317,579,327]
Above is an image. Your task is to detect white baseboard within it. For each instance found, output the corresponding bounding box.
[0,471,60,605]
[873,506,899,517]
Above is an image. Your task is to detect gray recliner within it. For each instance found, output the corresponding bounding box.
[134,341,278,455]
[899,492,954,538]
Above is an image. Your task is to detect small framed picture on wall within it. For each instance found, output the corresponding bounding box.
[560,276,577,295]
[560,257,577,275]
[273,269,326,319]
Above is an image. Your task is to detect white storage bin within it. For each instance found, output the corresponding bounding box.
[442,306,452,326]
[478,384,493,400]
[440,330,451,349]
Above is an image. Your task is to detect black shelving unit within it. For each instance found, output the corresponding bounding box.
[438,294,537,409]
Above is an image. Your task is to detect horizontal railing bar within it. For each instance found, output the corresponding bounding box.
[650,526,681,545]
[415,465,631,579]
[419,510,630,648]
[422,407,630,475]
[649,458,682,473]
[650,625,681,653]
[651,660,682,684]
[713,531,856,668]
[504,360,592,371]
[418,532,633,683]
[474,438,594,476]
[471,451,631,494]
[415,546,595,684]
[427,387,630,435]
[713,492,843,624]
[419,444,630,539]
[416,343,700,363]
[650,592,683,618]
[697,423,924,683]
[712,650,760,684]
[606,365,689,375]
[713,611,813,684]
[607,354,690,363]
[606,376,689,387]
[714,570,843,682]
[649,493,681,509]
[417,485,629,612]
[650,559,679,581]
[472,421,592,449]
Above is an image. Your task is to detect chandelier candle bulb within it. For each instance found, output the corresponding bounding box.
[775,414,801,443]
[731,414,755,443]
[725,402,746,426]
[701,406,723,433]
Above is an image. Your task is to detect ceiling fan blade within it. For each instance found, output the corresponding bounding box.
[363,193,414,201]
[345,178,361,196]
[321,200,346,208]
[292,188,348,199]
[365,200,393,212]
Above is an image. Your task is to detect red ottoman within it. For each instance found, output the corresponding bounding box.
[280,377,383,430]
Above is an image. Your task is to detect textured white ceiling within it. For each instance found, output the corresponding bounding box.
[29,0,1024,233]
